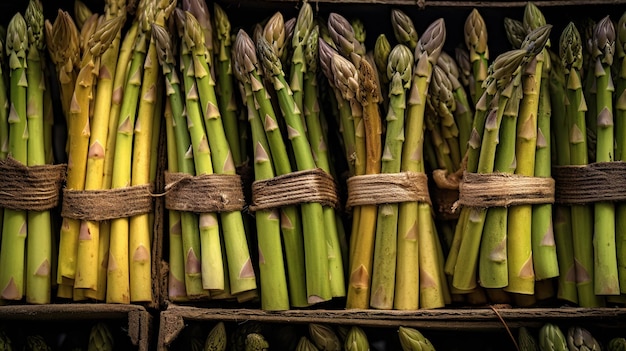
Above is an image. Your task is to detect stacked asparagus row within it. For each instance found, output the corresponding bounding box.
[0,0,60,304]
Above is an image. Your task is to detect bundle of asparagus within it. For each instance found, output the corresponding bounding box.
[153,3,257,304]
[442,4,559,304]
[0,0,65,304]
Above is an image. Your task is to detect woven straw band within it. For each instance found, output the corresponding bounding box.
[345,171,431,208]
[553,161,626,204]
[0,157,66,211]
[431,169,462,220]
[61,185,154,221]
[249,168,339,211]
[165,172,245,213]
[457,172,555,208]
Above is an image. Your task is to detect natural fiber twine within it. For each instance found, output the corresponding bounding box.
[165,172,245,213]
[249,168,339,211]
[553,161,626,204]
[0,157,66,211]
[431,169,462,220]
[457,172,555,208]
[61,184,154,221]
[345,171,431,208]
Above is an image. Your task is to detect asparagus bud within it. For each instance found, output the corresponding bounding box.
[263,12,286,59]
[594,16,616,66]
[328,12,364,63]
[566,327,601,351]
[344,327,369,351]
[398,326,436,351]
[539,323,568,351]
[417,18,446,65]
[504,17,526,49]
[309,324,341,351]
[391,8,418,50]
[560,22,584,71]
[374,34,391,78]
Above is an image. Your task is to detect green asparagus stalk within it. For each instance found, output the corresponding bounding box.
[391,9,418,51]
[582,19,598,163]
[163,98,187,301]
[616,11,626,294]
[396,19,446,309]
[559,22,603,307]
[23,0,51,304]
[184,11,257,295]
[303,26,345,298]
[289,2,313,120]
[465,9,489,106]
[592,16,620,295]
[213,3,244,166]
[153,22,207,298]
[129,0,174,303]
[234,29,309,307]
[0,33,6,163]
[549,48,578,303]
[108,3,155,303]
[257,35,331,303]
[319,38,356,177]
[505,22,551,294]
[370,44,412,309]
[233,46,289,310]
[477,69,523,290]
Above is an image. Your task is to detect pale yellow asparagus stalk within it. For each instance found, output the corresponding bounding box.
[76,0,127,294]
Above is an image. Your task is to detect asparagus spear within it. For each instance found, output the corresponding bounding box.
[184,11,257,296]
[75,0,127,296]
[370,44,412,309]
[559,22,603,307]
[520,5,559,282]
[505,42,544,295]
[592,16,620,296]
[163,97,187,301]
[234,29,309,307]
[398,326,436,351]
[303,26,346,298]
[549,47,578,303]
[344,327,368,351]
[23,0,51,304]
[464,9,489,106]
[212,3,244,166]
[319,38,356,177]
[350,18,366,47]
[396,19,446,309]
[233,41,289,310]
[108,1,155,303]
[257,35,331,303]
[616,11,626,294]
[289,2,313,120]
[153,22,205,298]
[74,0,93,30]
